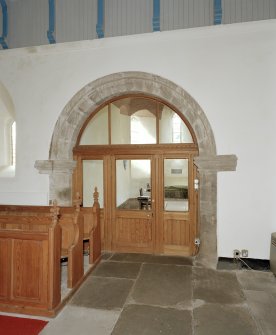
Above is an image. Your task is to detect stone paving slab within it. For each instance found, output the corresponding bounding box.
[244,290,276,335]
[92,261,141,279]
[193,303,259,335]
[101,253,113,260]
[40,306,120,335]
[110,252,193,266]
[130,263,192,309]
[193,267,245,304]
[237,270,276,295]
[111,304,192,335]
[70,276,134,310]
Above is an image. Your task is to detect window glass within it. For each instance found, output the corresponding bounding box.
[79,97,194,146]
[159,105,193,143]
[111,101,131,144]
[11,121,16,166]
[116,159,151,210]
[0,113,15,177]
[111,97,156,144]
[164,158,189,212]
[82,160,104,208]
[80,106,108,145]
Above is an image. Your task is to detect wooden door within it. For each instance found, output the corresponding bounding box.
[75,149,198,256]
[157,154,198,256]
[111,156,155,253]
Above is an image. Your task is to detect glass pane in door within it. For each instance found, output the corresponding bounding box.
[164,159,188,212]
[116,159,151,210]
[83,160,104,207]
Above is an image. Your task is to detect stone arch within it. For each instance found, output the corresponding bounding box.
[49,72,216,160]
[35,71,237,268]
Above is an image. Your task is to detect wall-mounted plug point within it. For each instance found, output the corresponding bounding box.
[194,238,201,246]
[241,249,248,257]
[233,249,240,258]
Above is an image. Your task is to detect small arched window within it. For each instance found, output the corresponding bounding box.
[0,112,16,177]
[11,121,16,166]
[79,96,194,145]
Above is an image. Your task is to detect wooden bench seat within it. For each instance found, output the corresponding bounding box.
[0,188,101,317]
[0,205,61,317]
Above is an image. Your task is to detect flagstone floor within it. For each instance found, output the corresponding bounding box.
[38,253,276,334]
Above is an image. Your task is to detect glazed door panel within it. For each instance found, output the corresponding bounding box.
[112,158,154,253]
[161,156,197,256]
[76,150,198,256]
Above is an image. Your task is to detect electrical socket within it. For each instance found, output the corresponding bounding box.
[194,238,201,246]
[241,249,248,258]
[233,249,240,258]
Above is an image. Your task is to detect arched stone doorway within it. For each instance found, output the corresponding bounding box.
[35,72,237,268]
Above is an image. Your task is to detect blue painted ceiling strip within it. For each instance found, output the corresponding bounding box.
[47,0,56,44]
[96,0,104,38]
[0,0,8,49]
[214,0,222,25]
[152,0,160,32]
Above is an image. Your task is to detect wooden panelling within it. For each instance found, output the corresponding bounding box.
[59,207,84,289]
[164,218,190,246]
[222,0,276,24]
[12,239,47,303]
[56,0,98,43]
[0,238,10,299]
[161,0,213,31]
[0,218,60,315]
[73,96,198,257]
[7,0,49,48]
[4,0,276,49]
[114,212,153,252]
[0,198,101,316]
[105,0,152,37]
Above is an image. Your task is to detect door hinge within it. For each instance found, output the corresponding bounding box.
[194,178,199,190]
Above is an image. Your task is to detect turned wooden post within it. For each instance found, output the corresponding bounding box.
[66,192,84,288]
[90,187,101,264]
[49,200,61,309]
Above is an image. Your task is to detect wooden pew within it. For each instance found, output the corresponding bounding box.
[82,187,102,264]
[0,203,61,317]
[0,192,101,317]
[59,194,84,288]
[0,196,84,290]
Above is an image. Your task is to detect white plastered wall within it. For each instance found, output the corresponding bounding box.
[0,20,275,259]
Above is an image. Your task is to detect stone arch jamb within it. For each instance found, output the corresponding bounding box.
[35,72,237,268]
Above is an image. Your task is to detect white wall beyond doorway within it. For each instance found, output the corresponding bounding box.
[0,20,275,260]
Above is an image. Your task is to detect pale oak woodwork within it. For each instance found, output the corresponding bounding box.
[0,192,102,317]
[74,149,198,256]
[73,94,199,257]
[0,204,61,316]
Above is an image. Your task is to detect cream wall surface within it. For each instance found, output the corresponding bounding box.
[0,20,275,259]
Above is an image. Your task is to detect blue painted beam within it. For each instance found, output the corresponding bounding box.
[47,0,56,44]
[152,0,160,32]
[0,0,8,49]
[214,0,222,25]
[96,0,104,38]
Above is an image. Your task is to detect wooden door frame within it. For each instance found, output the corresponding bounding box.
[73,144,199,255]
[111,154,156,254]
